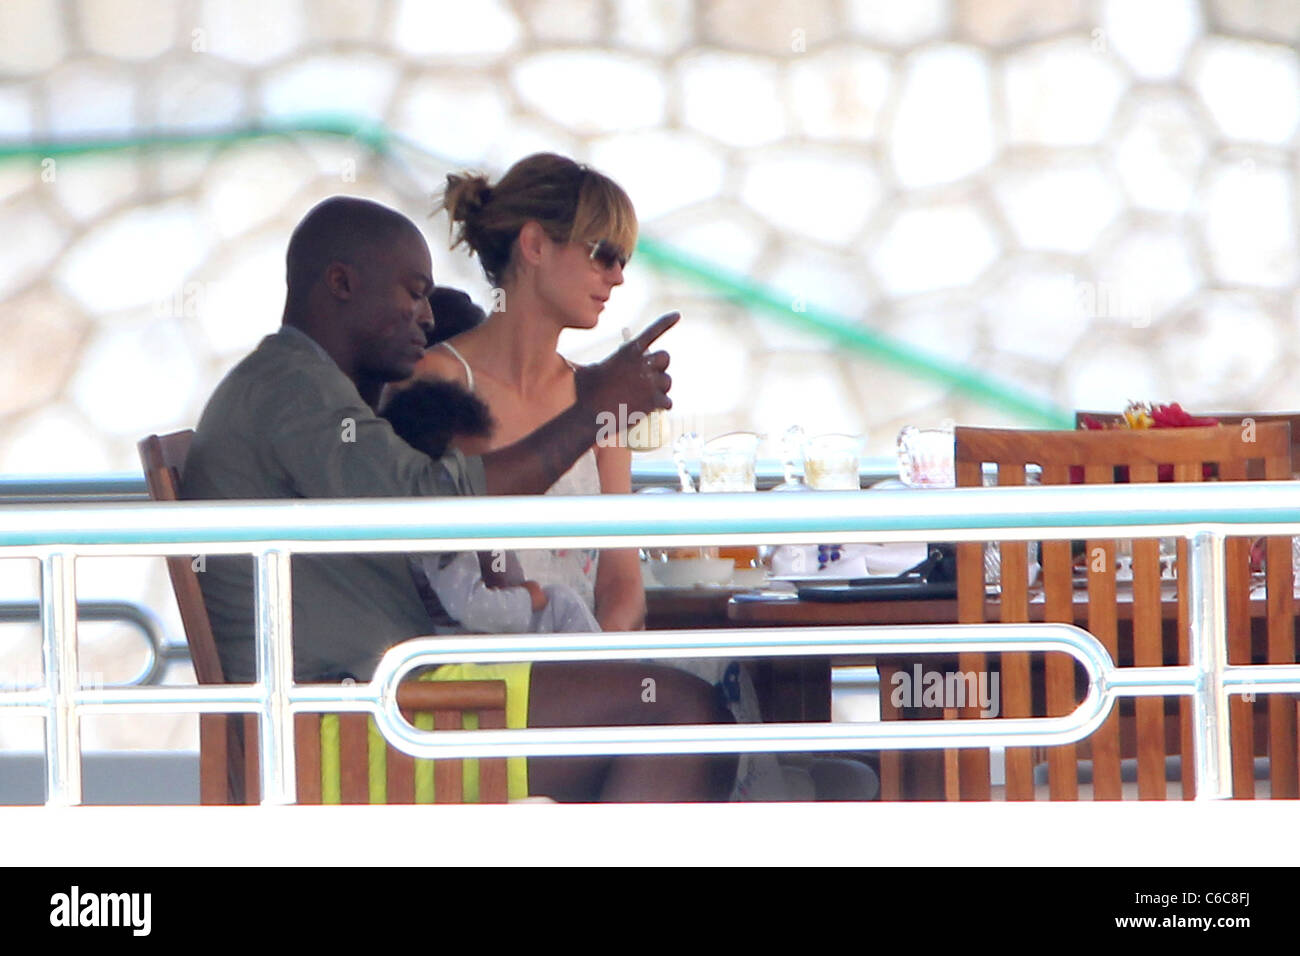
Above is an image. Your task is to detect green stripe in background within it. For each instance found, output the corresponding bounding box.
[0,113,1072,429]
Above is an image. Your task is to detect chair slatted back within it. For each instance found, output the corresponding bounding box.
[1076,411,1300,479]
[138,431,509,804]
[951,424,1297,801]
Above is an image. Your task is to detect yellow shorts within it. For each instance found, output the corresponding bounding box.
[318,662,532,803]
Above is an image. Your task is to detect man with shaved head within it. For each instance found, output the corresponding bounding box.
[182,196,733,802]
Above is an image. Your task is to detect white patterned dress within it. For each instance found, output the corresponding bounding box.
[440,343,786,799]
[440,343,601,605]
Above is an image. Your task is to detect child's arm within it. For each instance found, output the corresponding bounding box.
[420,552,535,633]
[522,580,548,613]
[478,550,526,588]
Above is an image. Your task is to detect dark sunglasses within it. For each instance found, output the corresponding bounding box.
[584,239,629,271]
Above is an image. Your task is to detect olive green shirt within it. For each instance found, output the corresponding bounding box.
[181,327,486,681]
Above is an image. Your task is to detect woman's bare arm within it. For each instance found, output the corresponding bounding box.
[592,441,646,631]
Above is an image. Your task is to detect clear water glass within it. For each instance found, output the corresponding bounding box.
[897,425,955,488]
[699,432,759,493]
[803,433,862,490]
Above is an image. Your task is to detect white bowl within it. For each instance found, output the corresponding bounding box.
[650,557,735,588]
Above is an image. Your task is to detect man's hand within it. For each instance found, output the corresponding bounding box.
[573,311,679,418]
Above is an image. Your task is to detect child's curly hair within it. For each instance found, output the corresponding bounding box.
[381,379,495,459]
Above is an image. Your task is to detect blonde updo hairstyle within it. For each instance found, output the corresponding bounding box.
[440,153,638,288]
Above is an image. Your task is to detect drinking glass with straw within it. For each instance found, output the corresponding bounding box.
[621,326,671,452]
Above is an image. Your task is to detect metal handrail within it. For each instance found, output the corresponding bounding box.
[0,473,154,502]
[6,482,1300,553]
[4,484,1300,806]
[0,600,189,687]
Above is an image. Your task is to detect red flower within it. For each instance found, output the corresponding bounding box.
[1149,402,1219,429]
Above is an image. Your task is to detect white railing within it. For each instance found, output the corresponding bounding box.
[4,483,1300,805]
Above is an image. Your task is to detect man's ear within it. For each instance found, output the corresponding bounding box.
[516,221,548,269]
[323,260,356,301]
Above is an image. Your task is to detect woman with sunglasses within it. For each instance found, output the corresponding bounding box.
[405,153,644,631]
[402,154,879,800]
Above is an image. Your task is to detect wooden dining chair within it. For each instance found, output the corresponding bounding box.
[947,424,1297,801]
[138,430,509,804]
[1076,410,1300,480]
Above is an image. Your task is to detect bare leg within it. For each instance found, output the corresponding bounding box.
[526,661,737,802]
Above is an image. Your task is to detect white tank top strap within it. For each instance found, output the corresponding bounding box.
[439,342,475,392]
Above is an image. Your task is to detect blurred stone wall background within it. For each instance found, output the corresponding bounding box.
[2,0,1299,752]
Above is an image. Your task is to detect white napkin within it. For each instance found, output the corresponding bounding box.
[863,542,928,576]
[770,543,927,579]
